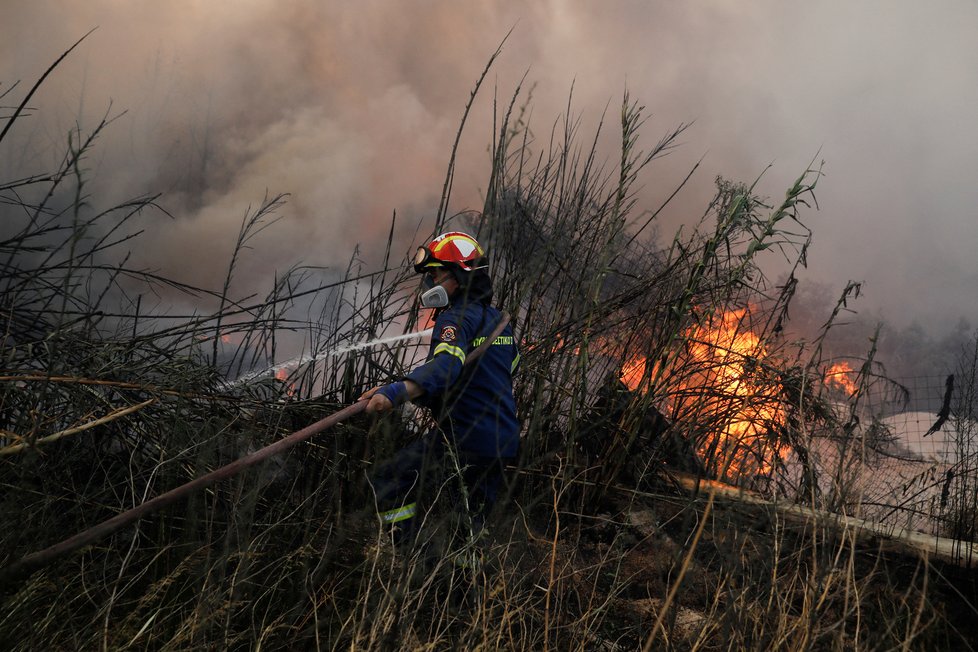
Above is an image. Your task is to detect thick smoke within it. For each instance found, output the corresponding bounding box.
[2,1,977,335]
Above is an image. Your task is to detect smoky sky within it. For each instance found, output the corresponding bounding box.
[2,1,977,331]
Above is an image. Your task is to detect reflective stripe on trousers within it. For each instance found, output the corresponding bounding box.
[378,502,417,524]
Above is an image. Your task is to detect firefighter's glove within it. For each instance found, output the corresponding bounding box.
[375,381,410,407]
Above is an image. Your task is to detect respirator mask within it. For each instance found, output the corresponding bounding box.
[419,272,450,309]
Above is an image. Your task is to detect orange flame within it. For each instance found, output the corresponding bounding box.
[550,332,582,355]
[621,356,647,392]
[824,361,858,396]
[623,308,788,482]
[275,368,297,398]
[620,355,663,392]
[680,308,787,480]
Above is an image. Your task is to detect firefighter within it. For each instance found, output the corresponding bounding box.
[361,231,520,550]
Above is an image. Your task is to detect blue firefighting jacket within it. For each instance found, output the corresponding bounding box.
[404,298,520,458]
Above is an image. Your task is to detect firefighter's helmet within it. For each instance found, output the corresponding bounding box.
[413,231,485,274]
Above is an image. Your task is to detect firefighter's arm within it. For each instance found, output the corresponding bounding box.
[403,319,468,396]
[360,380,424,414]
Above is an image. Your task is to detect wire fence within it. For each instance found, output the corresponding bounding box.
[777,372,978,561]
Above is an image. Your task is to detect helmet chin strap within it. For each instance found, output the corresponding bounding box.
[420,285,450,309]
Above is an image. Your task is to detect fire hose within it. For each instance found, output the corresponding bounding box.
[1,313,510,584]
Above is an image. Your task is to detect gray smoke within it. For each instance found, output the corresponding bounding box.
[2,1,976,332]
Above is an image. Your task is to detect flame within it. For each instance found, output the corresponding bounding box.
[824,361,859,396]
[550,332,581,355]
[623,307,788,482]
[621,356,647,392]
[275,368,297,398]
[525,331,580,356]
[620,355,663,392]
[553,332,565,353]
[679,308,788,480]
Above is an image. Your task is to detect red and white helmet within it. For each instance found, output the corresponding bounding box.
[413,231,486,273]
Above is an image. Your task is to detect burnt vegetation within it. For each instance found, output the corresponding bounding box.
[2,42,978,650]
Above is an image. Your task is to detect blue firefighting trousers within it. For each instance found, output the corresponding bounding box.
[369,430,509,547]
